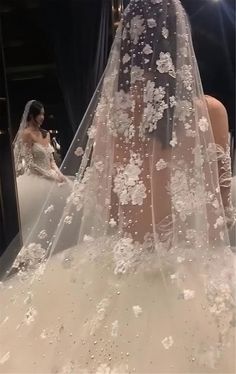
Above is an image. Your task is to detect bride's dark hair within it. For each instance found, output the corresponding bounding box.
[27,100,43,121]
[27,100,47,138]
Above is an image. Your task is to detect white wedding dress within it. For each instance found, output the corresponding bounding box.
[17,142,72,242]
[0,0,235,373]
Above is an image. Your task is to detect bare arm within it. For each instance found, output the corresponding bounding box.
[206,96,235,227]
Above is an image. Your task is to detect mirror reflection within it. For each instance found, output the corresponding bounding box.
[13,100,71,240]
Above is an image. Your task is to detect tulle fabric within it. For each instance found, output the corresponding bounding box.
[0,0,235,372]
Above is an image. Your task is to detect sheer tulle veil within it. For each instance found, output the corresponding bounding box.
[13,100,36,176]
[0,0,235,372]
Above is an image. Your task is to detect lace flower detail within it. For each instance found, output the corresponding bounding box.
[96,363,129,374]
[87,125,97,139]
[113,237,138,274]
[111,320,119,337]
[170,167,206,221]
[175,100,193,122]
[170,132,177,147]
[178,65,193,91]
[94,161,104,173]
[74,147,84,157]
[156,158,167,171]
[133,305,143,317]
[143,44,153,55]
[109,218,117,228]
[122,53,131,64]
[64,215,73,225]
[182,289,195,300]
[44,204,54,214]
[38,230,47,240]
[24,307,37,325]
[0,352,10,365]
[13,243,46,270]
[140,82,168,137]
[214,216,224,229]
[113,152,147,206]
[108,90,134,140]
[161,336,174,350]
[156,52,176,78]
[90,298,110,335]
[169,95,176,108]
[147,18,157,28]
[198,117,209,132]
[130,15,145,45]
[162,26,169,39]
[131,66,144,84]
[67,167,93,211]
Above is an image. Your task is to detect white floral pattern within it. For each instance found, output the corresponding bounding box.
[74,146,84,157]
[130,15,145,45]
[175,100,193,122]
[113,152,147,206]
[170,165,207,221]
[140,81,168,137]
[178,64,193,91]
[122,53,131,64]
[108,90,134,139]
[162,26,169,39]
[12,243,46,271]
[132,305,143,317]
[130,66,144,84]
[147,18,157,28]
[161,336,174,350]
[67,167,93,211]
[198,117,209,132]
[156,52,176,78]
[143,44,153,55]
[156,158,168,171]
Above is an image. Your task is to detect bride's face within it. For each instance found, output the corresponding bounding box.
[35,108,45,127]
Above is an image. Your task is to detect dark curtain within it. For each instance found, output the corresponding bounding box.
[0,18,21,256]
[42,0,111,137]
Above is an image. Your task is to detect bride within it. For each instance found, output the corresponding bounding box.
[0,0,235,373]
[14,100,70,241]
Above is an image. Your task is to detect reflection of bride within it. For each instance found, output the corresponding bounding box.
[14,100,71,241]
[0,0,236,373]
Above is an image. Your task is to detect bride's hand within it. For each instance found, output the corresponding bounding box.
[57,174,69,184]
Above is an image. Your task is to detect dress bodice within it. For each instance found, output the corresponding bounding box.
[29,143,55,176]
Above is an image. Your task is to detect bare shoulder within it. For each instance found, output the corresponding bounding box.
[21,128,33,144]
[205,96,229,145]
[205,96,228,126]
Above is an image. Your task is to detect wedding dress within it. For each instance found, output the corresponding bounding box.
[17,142,65,240]
[0,0,235,373]
[13,101,72,242]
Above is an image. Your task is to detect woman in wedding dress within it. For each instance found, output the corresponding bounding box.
[0,0,235,373]
[14,100,70,241]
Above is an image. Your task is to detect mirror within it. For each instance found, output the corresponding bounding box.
[0,0,112,242]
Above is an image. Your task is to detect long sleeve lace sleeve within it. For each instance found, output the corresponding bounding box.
[50,152,67,182]
[216,144,236,229]
[29,159,60,181]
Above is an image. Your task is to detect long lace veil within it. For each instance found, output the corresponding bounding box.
[3,0,233,263]
[0,0,235,372]
[13,100,36,176]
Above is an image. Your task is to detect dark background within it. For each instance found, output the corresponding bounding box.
[0,0,113,159]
